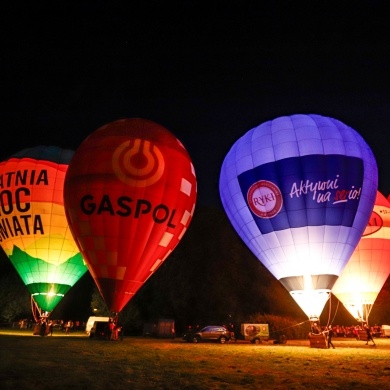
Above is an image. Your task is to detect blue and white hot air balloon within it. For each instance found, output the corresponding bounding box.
[219,114,378,321]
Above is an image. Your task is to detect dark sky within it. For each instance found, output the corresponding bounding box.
[2,1,390,208]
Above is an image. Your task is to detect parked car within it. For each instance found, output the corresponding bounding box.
[183,326,231,344]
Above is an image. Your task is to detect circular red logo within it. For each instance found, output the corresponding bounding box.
[247,180,283,218]
[362,210,383,236]
[112,139,165,187]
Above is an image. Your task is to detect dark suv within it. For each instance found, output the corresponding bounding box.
[183,326,231,344]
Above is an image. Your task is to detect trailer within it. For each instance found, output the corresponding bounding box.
[85,316,110,335]
[240,323,270,344]
[142,319,175,338]
[157,319,175,338]
[382,325,390,337]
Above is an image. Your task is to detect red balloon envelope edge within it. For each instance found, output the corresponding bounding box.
[332,190,390,316]
[362,191,388,236]
[64,119,197,312]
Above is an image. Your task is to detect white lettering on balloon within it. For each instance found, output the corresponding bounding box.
[289,175,361,204]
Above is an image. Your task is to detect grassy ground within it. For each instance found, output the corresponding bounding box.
[1,329,390,389]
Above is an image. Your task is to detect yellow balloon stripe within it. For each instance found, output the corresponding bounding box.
[0,201,79,264]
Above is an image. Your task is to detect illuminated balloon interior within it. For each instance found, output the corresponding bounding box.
[0,146,88,315]
[332,191,390,323]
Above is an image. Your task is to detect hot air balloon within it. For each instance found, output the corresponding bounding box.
[63,118,197,314]
[332,191,390,323]
[0,146,88,320]
[219,114,378,321]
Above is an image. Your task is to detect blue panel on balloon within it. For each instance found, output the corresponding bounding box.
[238,154,364,234]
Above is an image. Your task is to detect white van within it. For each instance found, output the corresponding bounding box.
[382,325,390,337]
[85,316,110,335]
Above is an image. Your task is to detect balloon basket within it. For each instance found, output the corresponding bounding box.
[309,333,327,349]
[357,330,368,342]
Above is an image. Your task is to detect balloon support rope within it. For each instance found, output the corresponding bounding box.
[329,296,340,327]
[273,319,312,334]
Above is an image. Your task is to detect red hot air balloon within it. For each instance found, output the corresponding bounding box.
[64,118,197,314]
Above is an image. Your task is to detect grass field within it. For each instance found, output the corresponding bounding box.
[1,329,390,389]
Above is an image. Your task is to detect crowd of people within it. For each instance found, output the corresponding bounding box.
[17,317,127,340]
[311,323,383,339]
[310,322,381,348]
[18,318,87,336]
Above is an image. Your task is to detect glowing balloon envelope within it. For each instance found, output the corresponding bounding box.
[64,118,197,313]
[219,114,378,320]
[332,191,390,322]
[0,146,88,315]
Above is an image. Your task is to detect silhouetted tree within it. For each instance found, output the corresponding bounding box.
[0,259,31,322]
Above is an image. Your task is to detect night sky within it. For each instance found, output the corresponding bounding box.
[2,1,390,208]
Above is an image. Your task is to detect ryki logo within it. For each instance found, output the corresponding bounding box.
[247,180,283,219]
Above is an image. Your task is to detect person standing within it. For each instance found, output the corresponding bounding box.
[326,325,335,349]
[65,320,71,335]
[117,326,124,341]
[39,318,47,337]
[107,319,115,340]
[365,324,376,346]
[228,323,236,342]
[48,320,54,336]
[311,322,321,335]
[112,322,119,340]
[171,324,176,339]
